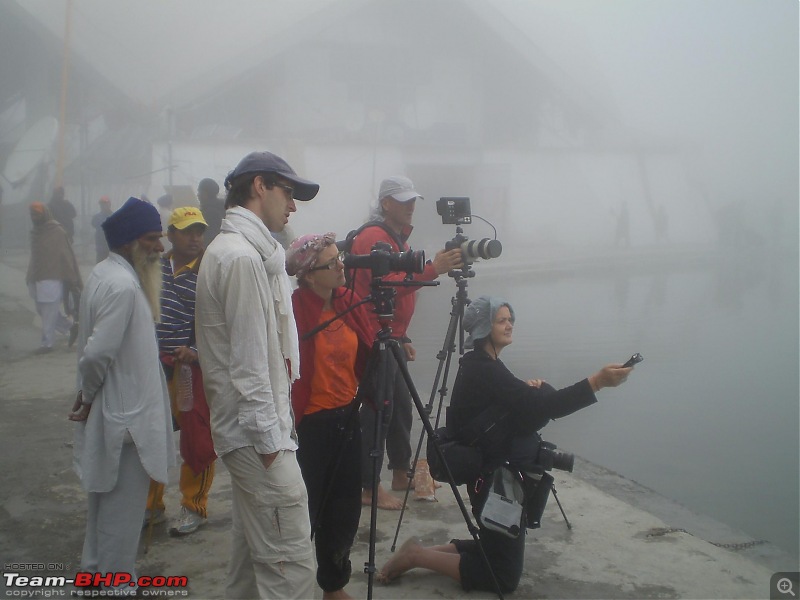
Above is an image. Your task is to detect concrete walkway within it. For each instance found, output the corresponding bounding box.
[0,251,795,600]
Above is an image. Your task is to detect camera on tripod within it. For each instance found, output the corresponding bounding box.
[536,440,575,473]
[437,197,502,265]
[342,241,425,278]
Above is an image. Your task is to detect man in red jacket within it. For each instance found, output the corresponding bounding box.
[349,176,462,509]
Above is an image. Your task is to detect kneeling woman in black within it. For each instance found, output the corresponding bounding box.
[379,295,634,593]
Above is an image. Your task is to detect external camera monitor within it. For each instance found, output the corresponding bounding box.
[436,197,472,225]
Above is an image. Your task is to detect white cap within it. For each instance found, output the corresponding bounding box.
[378,176,423,203]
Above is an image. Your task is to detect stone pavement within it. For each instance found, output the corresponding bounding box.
[0,252,795,600]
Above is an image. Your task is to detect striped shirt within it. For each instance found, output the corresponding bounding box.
[156,255,200,352]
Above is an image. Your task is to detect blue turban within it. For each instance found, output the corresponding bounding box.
[102,197,162,249]
[463,296,515,350]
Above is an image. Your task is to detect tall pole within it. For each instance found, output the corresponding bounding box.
[55,0,74,188]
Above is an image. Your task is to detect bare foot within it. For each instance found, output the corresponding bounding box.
[362,485,403,510]
[378,538,421,584]
[322,589,354,600]
[391,468,414,491]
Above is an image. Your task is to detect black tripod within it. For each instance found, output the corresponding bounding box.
[390,263,473,546]
[359,277,504,600]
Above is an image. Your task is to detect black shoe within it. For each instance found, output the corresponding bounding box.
[34,346,53,355]
[68,322,79,348]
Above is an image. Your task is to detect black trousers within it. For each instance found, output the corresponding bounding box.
[452,479,527,593]
[359,348,412,488]
[296,405,362,593]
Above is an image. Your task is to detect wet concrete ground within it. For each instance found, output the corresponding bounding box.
[0,251,795,600]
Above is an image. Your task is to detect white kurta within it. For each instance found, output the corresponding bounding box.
[73,253,175,491]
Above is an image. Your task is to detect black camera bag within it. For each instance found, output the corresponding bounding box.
[520,468,554,529]
[427,427,484,485]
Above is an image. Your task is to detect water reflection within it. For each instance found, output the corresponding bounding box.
[407,251,799,558]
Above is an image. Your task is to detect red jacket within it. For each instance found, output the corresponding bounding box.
[348,224,438,339]
[291,286,375,423]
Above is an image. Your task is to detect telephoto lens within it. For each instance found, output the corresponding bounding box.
[461,238,502,261]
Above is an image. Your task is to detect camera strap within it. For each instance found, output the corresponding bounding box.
[343,220,407,254]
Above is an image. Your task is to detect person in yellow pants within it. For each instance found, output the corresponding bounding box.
[145,207,217,536]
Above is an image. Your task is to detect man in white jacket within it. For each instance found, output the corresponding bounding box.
[196,151,319,599]
[69,197,175,595]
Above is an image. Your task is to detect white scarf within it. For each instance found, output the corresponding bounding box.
[221,207,300,382]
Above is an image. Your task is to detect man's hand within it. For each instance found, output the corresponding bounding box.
[431,248,464,275]
[526,378,545,388]
[68,391,91,422]
[173,346,198,363]
[588,365,633,392]
[259,451,280,471]
[403,342,416,362]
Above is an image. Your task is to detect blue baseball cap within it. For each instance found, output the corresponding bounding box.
[224,151,319,201]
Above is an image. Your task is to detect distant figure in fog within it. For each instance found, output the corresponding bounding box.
[197,178,224,246]
[654,204,669,244]
[48,186,77,244]
[26,202,82,354]
[91,196,113,263]
[614,200,630,247]
[157,195,174,252]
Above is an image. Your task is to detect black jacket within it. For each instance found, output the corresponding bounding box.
[447,348,597,466]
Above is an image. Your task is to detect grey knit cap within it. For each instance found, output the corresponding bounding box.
[463,296,515,349]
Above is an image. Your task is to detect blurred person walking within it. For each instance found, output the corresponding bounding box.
[90,196,113,263]
[197,178,224,246]
[26,202,82,354]
[69,197,174,597]
[47,186,77,244]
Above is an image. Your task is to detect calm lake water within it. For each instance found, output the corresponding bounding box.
[405,247,799,558]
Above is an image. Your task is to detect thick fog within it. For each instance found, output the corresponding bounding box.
[2,0,797,559]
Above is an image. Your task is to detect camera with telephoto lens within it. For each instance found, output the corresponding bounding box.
[445,232,502,265]
[343,241,425,278]
[437,196,502,264]
[536,440,575,473]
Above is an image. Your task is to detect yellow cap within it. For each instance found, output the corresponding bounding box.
[168,206,208,230]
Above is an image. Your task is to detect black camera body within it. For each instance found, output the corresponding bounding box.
[343,241,425,278]
[536,440,575,473]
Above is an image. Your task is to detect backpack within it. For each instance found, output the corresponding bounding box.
[339,220,406,256]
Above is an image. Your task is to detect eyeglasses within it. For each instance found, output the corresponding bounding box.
[273,182,295,199]
[309,252,345,272]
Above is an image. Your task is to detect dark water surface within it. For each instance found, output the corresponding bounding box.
[405,248,799,558]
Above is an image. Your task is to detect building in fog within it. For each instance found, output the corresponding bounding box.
[1,0,712,251]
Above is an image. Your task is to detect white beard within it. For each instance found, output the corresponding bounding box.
[131,242,163,323]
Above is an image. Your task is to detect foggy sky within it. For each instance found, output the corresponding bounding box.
[15,0,800,215]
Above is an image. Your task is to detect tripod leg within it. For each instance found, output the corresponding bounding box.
[551,484,572,530]
[391,299,464,552]
[388,341,505,600]
[364,340,391,600]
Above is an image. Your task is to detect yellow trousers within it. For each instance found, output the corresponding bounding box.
[147,362,215,517]
[147,461,214,518]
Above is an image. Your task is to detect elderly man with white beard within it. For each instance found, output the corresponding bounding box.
[69,197,175,596]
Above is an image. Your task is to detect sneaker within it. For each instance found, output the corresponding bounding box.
[142,509,166,529]
[169,507,205,536]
